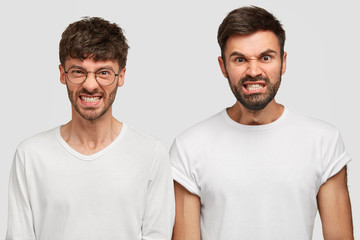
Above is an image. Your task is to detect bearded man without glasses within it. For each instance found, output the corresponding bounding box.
[171,6,353,240]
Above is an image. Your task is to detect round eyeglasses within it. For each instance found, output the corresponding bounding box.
[64,66,119,86]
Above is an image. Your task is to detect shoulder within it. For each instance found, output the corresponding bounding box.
[285,108,340,139]
[175,110,225,144]
[123,124,170,174]
[122,124,167,154]
[16,127,59,153]
[170,110,226,158]
[14,127,59,166]
[124,124,161,145]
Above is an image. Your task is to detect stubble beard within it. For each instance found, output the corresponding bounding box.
[66,83,118,121]
[227,71,282,111]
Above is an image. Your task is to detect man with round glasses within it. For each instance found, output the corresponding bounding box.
[6,17,174,239]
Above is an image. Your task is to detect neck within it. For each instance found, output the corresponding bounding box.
[60,109,122,155]
[227,100,284,125]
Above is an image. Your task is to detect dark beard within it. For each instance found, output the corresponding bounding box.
[228,74,281,111]
[66,82,118,121]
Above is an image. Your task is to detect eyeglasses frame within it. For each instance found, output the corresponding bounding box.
[64,66,120,86]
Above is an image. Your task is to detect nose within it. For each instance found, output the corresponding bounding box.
[246,59,262,78]
[82,72,99,92]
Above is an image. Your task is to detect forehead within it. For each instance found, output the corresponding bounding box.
[224,30,281,57]
[64,57,120,69]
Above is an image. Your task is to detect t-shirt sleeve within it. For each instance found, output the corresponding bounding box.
[321,129,351,185]
[6,148,36,240]
[170,138,201,196]
[141,141,175,240]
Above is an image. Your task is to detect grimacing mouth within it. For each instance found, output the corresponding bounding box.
[243,82,266,92]
[79,95,102,103]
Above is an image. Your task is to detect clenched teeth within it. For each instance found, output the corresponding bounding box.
[246,84,263,91]
[80,96,101,102]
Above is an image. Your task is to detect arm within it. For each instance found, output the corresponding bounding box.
[172,181,201,240]
[142,142,175,240]
[6,150,36,240]
[317,166,354,240]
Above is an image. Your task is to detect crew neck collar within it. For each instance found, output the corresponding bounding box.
[221,107,288,132]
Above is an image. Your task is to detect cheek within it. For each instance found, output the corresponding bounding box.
[101,85,117,99]
[264,64,282,78]
[226,65,246,79]
[66,85,79,99]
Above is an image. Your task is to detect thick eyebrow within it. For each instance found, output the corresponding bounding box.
[259,49,277,56]
[67,65,116,71]
[229,51,246,58]
[229,49,278,58]
[96,65,116,70]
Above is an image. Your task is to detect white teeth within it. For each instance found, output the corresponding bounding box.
[81,96,100,102]
[246,84,263,91]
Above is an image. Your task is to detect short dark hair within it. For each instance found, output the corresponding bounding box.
[217,6,285,60]
[59,17,129,69]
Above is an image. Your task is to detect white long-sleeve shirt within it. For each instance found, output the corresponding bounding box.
[7,124,175,240]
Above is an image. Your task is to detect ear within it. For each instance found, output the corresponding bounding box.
[117,67,126,87]
[59,64,66,85]
[218,56,228,78]
[281,52,287,75]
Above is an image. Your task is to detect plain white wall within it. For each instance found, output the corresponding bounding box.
[1,0,359,238]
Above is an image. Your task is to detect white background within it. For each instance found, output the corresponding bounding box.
[0,0,359,238]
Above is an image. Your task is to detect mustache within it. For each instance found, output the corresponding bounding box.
[239,75,269,85]
[77,88,104,96]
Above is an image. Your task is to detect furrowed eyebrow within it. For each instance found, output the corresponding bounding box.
[67,65,115,71]
[65,64,85,71]
[260,49,277,56]
[96,65,115,69]
[229,49,278,58]
[229,51,246,58]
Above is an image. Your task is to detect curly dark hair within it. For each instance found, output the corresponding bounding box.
[59,17,129,69]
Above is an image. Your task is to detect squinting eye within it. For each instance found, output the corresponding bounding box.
[97,69,114,77]
[98,71,109,76]
[70,68,86,75]
[262,55,271,61]
[235,58,245,63]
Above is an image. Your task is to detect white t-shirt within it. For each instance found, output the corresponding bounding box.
[170,108,351,240]
[7,124,175,240]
